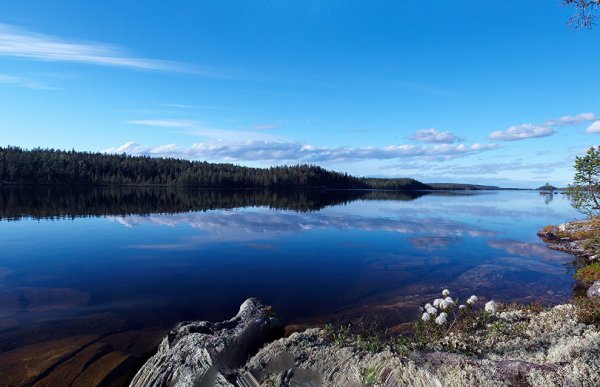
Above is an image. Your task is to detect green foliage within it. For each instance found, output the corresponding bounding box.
[574,262,600,286]
[323,323,352,347]
[361,177,430,190]
[566,146,600,217]
[323,320,384,353]
[361,365,383,385]
[394,336,414,358]
[427,183,501,190]
[356,331,384,353]
[0,146,437,191]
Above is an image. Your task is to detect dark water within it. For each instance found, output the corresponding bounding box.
[0,187,581,352]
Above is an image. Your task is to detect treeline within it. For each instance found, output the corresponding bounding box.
[428,183,505,190]
[0,146,429,190]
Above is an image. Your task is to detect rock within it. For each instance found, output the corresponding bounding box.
[587,280,600,302]
[130,298,282,387]
[0,335,98,386]
[70,351,137,387]
[31,342,113,386]
[537,219,598,259]
[241,304,600,387]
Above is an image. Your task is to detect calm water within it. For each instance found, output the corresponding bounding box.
[0,187,582,350]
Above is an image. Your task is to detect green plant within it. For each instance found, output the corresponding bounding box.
[324,323,352,347]
[574,296,600,326]
[362,365,383,385]
[394,336,413,357]
[566,146,600,217]
[356,332,384,353]
[575,262,600,286]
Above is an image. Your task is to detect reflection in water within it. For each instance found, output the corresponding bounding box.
[541,191,554,205]
[0,187,583,384]
[0,186,434,220]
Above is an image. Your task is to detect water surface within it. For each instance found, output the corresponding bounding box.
[0,188,581,353]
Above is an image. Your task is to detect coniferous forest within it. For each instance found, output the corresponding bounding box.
[0,146,430,190]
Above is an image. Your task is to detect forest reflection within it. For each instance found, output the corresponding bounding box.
[0,186,484,220]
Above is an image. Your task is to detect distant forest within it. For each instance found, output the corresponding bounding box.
[0,146,430,190]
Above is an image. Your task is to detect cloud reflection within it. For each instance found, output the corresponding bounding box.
[112,209,499,248]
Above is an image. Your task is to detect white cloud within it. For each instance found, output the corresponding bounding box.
[126,119,198,128]
[487,112,597,142]
[103,140,497,163]
[0,23,187,72]
[410,128,458,143]
[545,112,597,127]
[586,120,600,133]
[488,124,554,141]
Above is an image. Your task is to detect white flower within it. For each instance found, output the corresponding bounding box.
[442,289,451,297]
[459,304,466,310]
[421,312,431,321]
[444,296,455,304]
[433,298,444,307]
[426,305,438,315]
[425,303,433,309]
[435,312,448,325]
[485,300,497,313]
[440,300,449,309]
[467,295,478,305]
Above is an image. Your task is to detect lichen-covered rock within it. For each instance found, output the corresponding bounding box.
[538,219,598,259]
[587,280,600,302]
[241,304,600,387]
[130,298,282,387]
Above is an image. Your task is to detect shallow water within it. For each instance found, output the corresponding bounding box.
[0,188,582,357]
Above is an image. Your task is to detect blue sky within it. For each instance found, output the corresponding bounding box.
[0,1,599,188]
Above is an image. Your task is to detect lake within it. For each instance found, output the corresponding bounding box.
[0,187,583,383]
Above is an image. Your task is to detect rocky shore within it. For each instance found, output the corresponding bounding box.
[128,219,600,387]
[129,298,599,387]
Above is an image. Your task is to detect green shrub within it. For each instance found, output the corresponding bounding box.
[574,263,600,286]
[574,296,600,326]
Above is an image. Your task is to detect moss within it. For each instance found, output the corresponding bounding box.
[574,262,600,286]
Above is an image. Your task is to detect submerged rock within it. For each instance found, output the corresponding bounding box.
[130,298,282,387]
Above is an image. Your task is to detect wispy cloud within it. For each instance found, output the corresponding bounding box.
[253,123,280,130]
[0,23,188,72]
[382,159,567,175]
[410,128,458,143]
[125,119,198,128]
[103,140,497,163]
[488,124,554,141]
[544,112,596,127]
[160,103,194,109]
[0,73,56,90]
[488,112,597,141]
[586,121,600,133]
